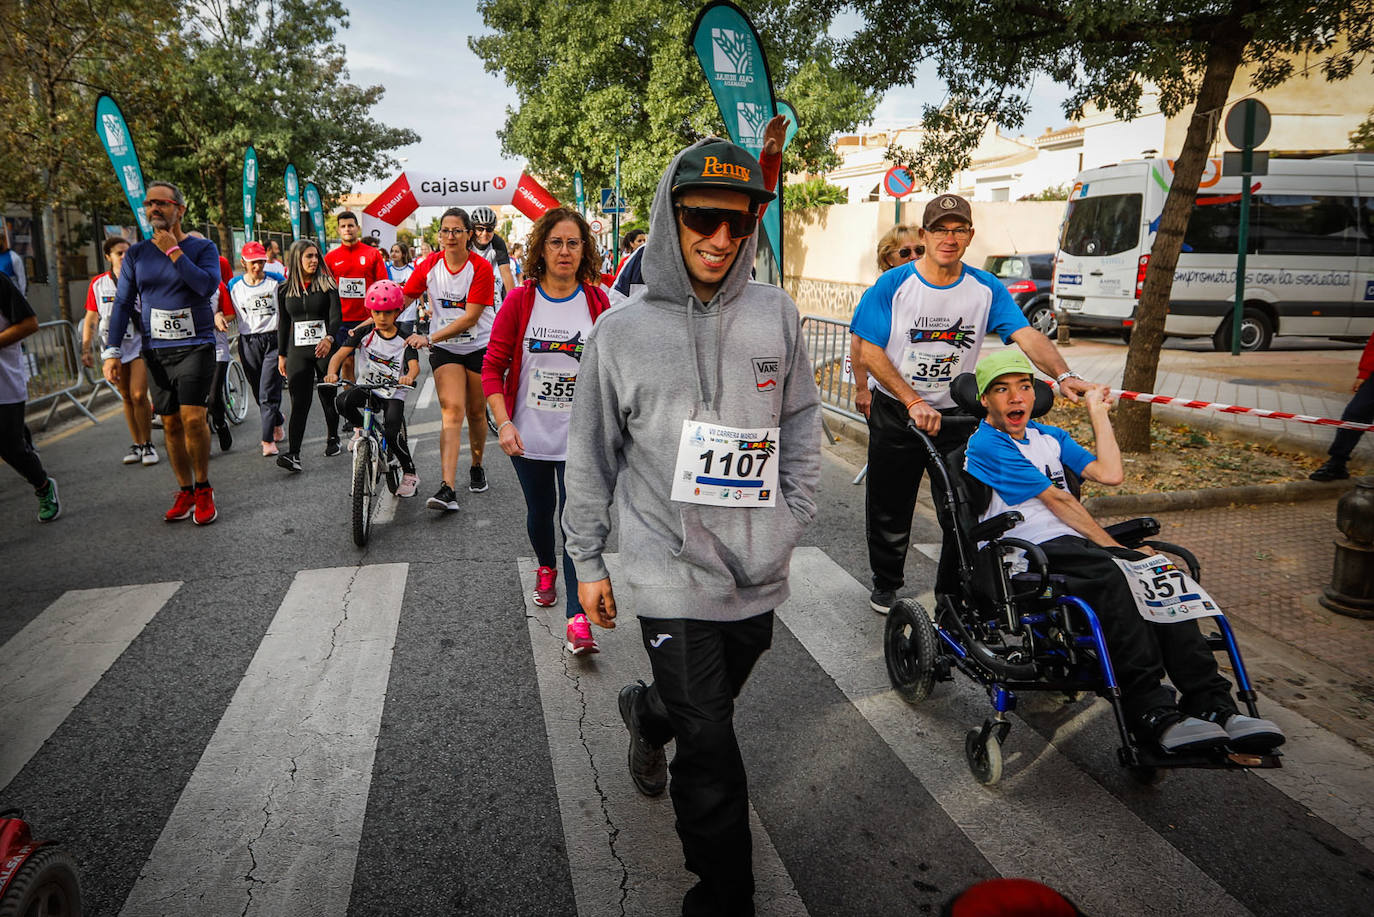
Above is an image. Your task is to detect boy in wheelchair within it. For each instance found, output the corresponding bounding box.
[961,350,1284,756]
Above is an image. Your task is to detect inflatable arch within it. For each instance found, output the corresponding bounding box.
[361,170,560,249]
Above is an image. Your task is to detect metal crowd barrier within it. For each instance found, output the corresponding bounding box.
[800,314,870,484]
[24,320,101,428]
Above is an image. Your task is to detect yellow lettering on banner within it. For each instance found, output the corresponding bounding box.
[702,156,750,182]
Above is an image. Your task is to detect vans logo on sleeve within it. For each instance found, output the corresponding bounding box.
[752,356,780,391]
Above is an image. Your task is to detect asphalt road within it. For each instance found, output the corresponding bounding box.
[2,382,1372,916]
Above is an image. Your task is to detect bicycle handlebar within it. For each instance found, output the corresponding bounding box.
[316,381,416,393]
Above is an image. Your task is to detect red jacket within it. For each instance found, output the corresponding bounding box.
[1360,332,1374,380]
[482,280,611,408]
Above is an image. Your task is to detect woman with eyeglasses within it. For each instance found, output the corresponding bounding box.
[402,207,497,510]
[274,239,343,472]
[851,225,923,418]
[482,207,611,654]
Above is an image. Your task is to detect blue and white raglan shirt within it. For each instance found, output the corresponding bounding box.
[850,263,1028,409]
[608,245,646,306]
[106,236,222,353]
[227,271,285,335]
[964,419,1097,544]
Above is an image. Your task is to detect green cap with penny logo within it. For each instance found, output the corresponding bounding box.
[975,349,1037,395]
[672,139,775,204]
[922,193,973,229]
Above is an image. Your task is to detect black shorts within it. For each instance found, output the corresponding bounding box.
[429,346,486,374]
[145,342,216,415]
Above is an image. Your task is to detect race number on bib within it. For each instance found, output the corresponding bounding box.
[150,308,194,341]
[1112,554,1222,623]
[248,294,275,321]
[671,421,779,508]
[338,277,366,298]
[294,320,326,346]
[900,346,959,392]
[525,367,577,412]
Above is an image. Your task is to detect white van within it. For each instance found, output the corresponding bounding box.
[1054,155,1374,350]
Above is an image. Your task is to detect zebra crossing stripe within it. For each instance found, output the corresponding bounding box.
[0,581,182,790]
[416,376,435,410]
[119,564,407,917]
[517,557,808,917]
[776,547,1253,917]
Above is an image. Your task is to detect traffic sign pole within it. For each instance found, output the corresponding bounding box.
[613,145,622,269]
[1230,100,1261,356]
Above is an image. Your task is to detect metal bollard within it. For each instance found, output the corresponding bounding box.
[1319,478,1374,619]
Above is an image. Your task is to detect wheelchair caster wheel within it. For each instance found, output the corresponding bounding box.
[885,599,938,704]
[965,727,1004,786]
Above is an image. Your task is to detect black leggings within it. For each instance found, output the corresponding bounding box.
[285,358,339,455]
[335,388,414,473]
[0,401,48,489]
[209,360,228,429]
[510,455,581,618]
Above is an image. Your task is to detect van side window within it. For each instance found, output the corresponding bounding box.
[1059,194,1142,257]
[1252,195,1363,257]
[1183,198,1243,254]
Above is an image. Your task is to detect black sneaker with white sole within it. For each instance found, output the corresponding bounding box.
[469,465,488,493]
[427,483,460,511]
[123,443,143,465]
[1139,706,1229,754]
[276,453,302,473]
[324,435,341,457]
[869,589,896,615]
[1201,710,1286,753]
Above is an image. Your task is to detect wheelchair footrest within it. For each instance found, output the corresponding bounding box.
[1122,745,1283,771]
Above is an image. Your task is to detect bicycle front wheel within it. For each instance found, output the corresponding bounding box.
[352,436,374,547]
[224,359,250,425]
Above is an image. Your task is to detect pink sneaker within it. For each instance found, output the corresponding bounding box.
[565,613,599,655]
[534,566,558,607]
[397,472,419,498]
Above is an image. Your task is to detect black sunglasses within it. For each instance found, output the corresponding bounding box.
[473,224,496,233]
[675,205,758,240]
[897,246,923,259]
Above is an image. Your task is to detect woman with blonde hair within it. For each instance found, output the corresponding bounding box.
[274,238,343,471]
[853,224,924,416]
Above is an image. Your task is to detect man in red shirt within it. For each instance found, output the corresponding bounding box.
[324,210,389,381]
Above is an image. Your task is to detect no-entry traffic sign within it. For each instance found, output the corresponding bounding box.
[884,166,915,199]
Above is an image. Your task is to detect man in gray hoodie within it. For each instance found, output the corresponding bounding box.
[563,138,822,915]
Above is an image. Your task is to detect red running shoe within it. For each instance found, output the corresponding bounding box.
[534,566,557,607]
[565,613,599,655]
[193,485,218,525]
[165,489,196,522]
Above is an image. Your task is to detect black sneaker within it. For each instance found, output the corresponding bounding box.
[618,682,667,796]
[427,483,459,511]
[276,453,302,474]
[324,436,341,457]
[469,465,488,493]
[869,589,896,615]
[122,443,143,465]
[217,420,233,451]
[1310,460,1349,482]
[1139,706,1229,754]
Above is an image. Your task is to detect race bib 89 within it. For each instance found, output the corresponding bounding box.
[294,320,326,346]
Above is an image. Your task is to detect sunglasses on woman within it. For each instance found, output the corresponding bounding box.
[675,205,758,240]
[897,246,923,258]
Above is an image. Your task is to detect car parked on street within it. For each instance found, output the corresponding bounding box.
[984,253,1057,336]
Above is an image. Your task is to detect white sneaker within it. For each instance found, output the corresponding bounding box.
[397,472,419,497]
[123,444,142,465]
[140,443,160,466]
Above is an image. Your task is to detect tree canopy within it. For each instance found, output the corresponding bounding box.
[841,0,1374,451]
[470,0,877,215]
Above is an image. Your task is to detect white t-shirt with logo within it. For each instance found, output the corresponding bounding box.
[511,286,594,461]
[345,325,417,402]
[849,263,1028,410]
[402,251,496,355]
[227,275,282,335]
[86,271,141,361]
[963,420,1097,545]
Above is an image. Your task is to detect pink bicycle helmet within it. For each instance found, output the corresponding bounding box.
[364,279,405,311]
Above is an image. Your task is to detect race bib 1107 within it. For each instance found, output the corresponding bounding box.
[1112,554,1222,623]
[671,421,779,508]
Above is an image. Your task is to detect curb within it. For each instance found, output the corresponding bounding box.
[821,406,1356,513]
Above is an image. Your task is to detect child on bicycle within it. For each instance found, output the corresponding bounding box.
[325,280,421,497]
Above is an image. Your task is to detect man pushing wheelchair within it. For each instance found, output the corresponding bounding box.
[962,350,1285,757]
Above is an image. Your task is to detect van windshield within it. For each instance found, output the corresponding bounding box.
[1059,193,1143,257]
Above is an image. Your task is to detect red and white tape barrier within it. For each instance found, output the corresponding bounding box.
[1110,389,1372,433]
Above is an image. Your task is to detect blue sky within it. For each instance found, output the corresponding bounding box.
[339,4,1072,193]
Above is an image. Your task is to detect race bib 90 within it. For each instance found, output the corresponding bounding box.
[150,308,194,341]
[671,421,779,507]
[1112,554,1222,623]
[338,278,366,298]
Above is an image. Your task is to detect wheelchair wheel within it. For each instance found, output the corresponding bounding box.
[965,728,1004,786]
[885,599,938,704]
[223,358,250,425]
